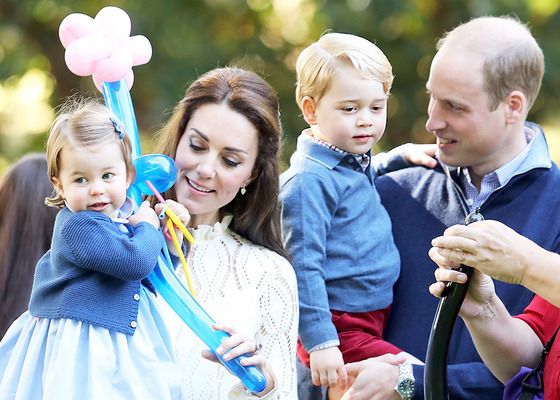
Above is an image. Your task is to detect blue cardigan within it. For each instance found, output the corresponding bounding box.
[377,125,560,399]
[280,134,400,352]
[29,207,164,335]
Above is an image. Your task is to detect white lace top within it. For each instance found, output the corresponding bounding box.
[160,215,298,399]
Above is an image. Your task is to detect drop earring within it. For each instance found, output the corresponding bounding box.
[240,185,246,195]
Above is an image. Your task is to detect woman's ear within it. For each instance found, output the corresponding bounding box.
[301,96,318,125]
[244,170,259,188]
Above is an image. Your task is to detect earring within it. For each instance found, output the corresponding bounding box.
[240,185,246,195]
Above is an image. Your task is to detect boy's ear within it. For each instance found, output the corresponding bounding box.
[301,96,318,125]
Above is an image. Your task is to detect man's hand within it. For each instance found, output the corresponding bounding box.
[339,354,406,400]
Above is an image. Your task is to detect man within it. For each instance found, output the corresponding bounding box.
[298,15,560,400]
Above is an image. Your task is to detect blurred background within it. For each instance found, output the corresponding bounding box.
[2,0,560,175]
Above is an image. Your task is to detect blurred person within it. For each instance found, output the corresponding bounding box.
[0,153,59,338]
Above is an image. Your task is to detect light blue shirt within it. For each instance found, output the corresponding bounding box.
[460,123,551,211]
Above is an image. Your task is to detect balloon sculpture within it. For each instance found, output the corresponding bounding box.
[58,6,266,393]
[424,209,484,399]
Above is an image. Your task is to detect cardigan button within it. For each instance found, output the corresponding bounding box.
[130,321,137,328]
[133,294,140,301]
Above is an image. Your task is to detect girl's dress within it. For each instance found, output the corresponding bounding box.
[159,215,299,399]
[0,206,181,400]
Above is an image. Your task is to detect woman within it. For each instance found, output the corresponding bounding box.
[153,67,298,399]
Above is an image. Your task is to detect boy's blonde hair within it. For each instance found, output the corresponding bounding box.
[295,32,393,110]
[45,96,135,208]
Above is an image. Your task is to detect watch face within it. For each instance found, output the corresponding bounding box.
[398,380,414,396]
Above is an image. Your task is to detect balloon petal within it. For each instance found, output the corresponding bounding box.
[92,74,104,93]
[124,71,135,90]
[59,13,101,48]
[94,6,131,44]
[128,35,152,66]
[65,35,111,76]
[95,50,133,82]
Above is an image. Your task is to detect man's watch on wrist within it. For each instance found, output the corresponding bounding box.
[395,362,415,399]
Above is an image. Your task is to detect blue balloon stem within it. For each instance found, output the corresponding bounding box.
[149,258,268,393]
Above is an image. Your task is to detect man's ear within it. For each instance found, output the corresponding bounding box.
[301,96,318,125]
[504,90,527,124]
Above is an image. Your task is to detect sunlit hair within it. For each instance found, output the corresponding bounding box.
[153,67,289,260]
[45,96,135,208]
[295,32,394,110]
[437,15,544,111]
[0,153,59,337]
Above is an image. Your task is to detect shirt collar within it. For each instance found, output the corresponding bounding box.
[301,130,370,170]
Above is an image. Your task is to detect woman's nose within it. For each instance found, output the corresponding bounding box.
[196,157,216,179]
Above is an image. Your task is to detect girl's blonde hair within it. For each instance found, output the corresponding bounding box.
[295,32,394,109]
[45,96,135,208]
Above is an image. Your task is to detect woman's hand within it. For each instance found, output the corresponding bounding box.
[201,322,275,396]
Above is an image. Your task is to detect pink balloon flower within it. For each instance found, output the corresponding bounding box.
[59,6,152,91]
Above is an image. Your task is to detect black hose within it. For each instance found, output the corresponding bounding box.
[424,209,484,400]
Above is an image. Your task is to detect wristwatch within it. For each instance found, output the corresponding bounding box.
[395,362,415,399]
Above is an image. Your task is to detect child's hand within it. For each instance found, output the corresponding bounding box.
[155,200,191,254]
[402,143,438,168]
[201,322,275,395]
[309,346,348,390]
[128,201,159,229]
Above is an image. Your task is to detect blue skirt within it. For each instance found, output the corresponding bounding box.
[0,286,182,399]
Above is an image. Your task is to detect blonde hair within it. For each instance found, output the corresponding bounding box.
[437,15,544,111]
[295,32,393,110]
[45,97,135,208]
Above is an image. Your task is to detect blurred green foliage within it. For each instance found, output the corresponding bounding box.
[1,0,560,175]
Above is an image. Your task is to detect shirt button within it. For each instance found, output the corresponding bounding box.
[133,294,140,301]
[467,199,474,206]
[130,321,137,328]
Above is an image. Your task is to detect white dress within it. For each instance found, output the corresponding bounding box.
[159,215,298,399]
[0,286,182,400]
[0,204,182,400]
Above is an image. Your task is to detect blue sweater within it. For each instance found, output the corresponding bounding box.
[29,207,164,335]
[280,134,400,351]
[377,125,560,399]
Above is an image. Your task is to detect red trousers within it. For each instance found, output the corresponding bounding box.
[297,306,402,366]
